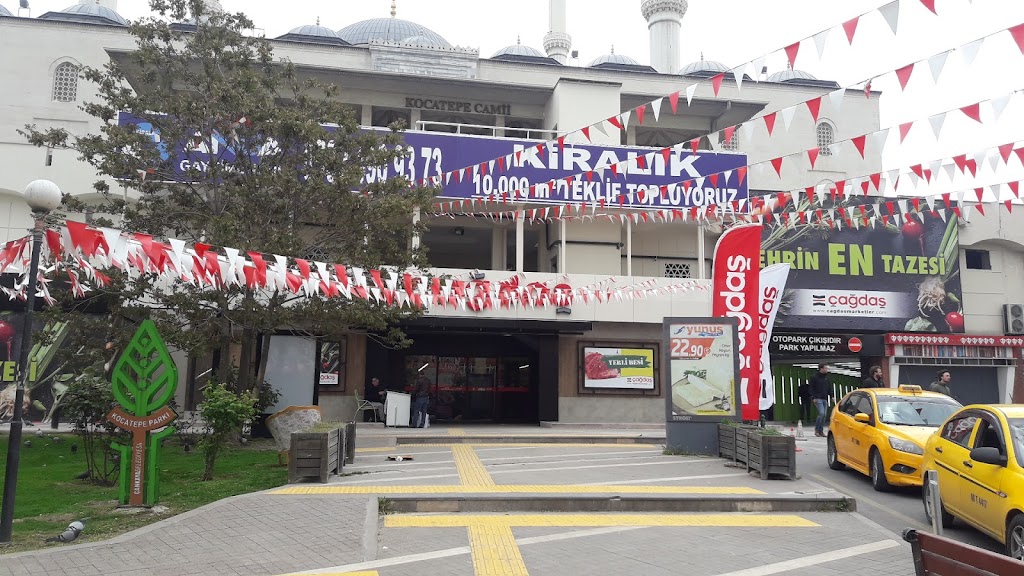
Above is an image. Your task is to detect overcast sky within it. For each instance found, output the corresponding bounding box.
[16,0,1024,199]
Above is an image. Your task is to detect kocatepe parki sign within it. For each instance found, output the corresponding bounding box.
[759,197,964,333]
[117,112,748,210]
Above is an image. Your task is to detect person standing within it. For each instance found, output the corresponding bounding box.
[809,363,832,437]
[929,370,956,400]
[411,372,432,428]
[797,381,812,423]
[861,366,885,389]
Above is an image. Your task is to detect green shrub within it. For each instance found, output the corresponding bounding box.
[197,383,258,481]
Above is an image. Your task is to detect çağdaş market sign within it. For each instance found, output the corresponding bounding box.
[760,197,964,333]
[117,112,748,210]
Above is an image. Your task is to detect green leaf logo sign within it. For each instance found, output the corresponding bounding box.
[106,319,178,507]
[112,320,177,417]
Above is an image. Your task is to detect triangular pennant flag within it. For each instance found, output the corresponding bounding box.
[842,16,860,44]
[781,106,797,132]
[898,121,913,143]
[929,113,945,139]
[879,1,900,35]
[1010,23,1024,55]
[961,102,982,123]
[723,125,736,147]
[991,94,1012,120]
[895,63,915,91]
[928,51,949,83]
[651,97,663,122]
[872,128,890,152]
[669,91,680,114]
[763,111,777,135]
[770,157,784,177]
[828,88,845,112]
[607,115,624,130]
[752,55,766,82]
[919,0,937,15]
[619,109,632,131]
[732,66,745,91]
[740,121,756,143]
[807,148,820,169]
[852,135,867,158]
[806,97,822,122]
[999,143,1015,164]
[1010,181,1021,198]
[634,104,646,125]
[784,41,800,68]
[711,73,725,97]
[813,29,830,58]
[685,84,698,106]
[960,39,983,68]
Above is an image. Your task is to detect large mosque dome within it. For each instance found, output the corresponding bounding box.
[337,18,450,48]
[39,3,128,26]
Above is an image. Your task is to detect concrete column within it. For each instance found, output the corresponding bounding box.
[515,211,525,272]
[697,224,706,280]
[409,109,422,131]
[411,207,421,251]
[360,105,372,127]
[559,218,567,273]
[495,115,506,138]
[626,217,633,276]
[491,226,507,270]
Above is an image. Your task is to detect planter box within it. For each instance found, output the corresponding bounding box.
[718,424,797,480]
[288,425,345,483]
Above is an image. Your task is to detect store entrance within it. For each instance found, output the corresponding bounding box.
[404,354,534,422]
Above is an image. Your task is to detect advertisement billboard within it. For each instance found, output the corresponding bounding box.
[117,112,748,210]
[582,347,655,390]
[664,318,741,422]
[760,198,964,333]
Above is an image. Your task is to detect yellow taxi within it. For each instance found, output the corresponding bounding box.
[826,385,962,491]
[921,405,1024,560]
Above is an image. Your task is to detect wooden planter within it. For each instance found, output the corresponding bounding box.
[288,425,345,483]
[718,424,797,480]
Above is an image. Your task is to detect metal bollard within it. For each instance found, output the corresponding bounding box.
[926,470,943,536]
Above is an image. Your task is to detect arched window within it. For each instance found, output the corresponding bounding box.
[719,129,740,151]
[816,121,835,156]
[52,62,80,103]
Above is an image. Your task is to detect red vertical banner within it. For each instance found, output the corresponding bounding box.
[711,223,763,421]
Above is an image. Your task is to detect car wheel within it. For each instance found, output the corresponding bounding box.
[826,434,846,471]
[1007,514,1024,561]
[922,475,954,528]
[870,449,892,492]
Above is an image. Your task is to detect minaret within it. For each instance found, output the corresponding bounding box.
[543,0,572,64]
[641,0,687,74]
[79,0,118,10]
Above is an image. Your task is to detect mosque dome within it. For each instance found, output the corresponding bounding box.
[337,18,450,48]
[0,5,12,17]
[767,69,818,82]
[39,3,128,26]
[586,49,655,72]
[678,59,729,76]
[492,42,545,59]
[276,22,349,46]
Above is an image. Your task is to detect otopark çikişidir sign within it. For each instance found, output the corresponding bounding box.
[106,320,177,507]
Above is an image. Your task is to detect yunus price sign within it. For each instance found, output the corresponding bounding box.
[664,318,741,423]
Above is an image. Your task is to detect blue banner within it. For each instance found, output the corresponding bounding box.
[118,112,748,210]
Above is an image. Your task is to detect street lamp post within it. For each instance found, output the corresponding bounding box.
[0,180,63,544]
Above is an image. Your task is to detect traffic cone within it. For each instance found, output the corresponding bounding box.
[796,420,806,439]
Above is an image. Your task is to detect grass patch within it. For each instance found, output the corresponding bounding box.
[0,434,286,553]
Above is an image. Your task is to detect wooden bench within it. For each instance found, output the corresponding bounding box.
[902,529,1024,575]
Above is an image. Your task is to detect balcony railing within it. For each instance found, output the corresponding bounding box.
[414,120,561,141]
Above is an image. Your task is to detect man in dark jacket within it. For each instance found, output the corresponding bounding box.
[797,382,812,423]
[809,364,832,437]
[411,372,432,428]
[861,366,885,389]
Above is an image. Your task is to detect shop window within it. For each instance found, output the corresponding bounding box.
[965,249,991,270]
[816,121,835,156]
[663,262,691,278]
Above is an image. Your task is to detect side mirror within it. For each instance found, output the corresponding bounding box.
[854,413,871,424]
[970,446,1007,467]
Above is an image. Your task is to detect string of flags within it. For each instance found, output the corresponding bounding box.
[399,12,1024,195]
[0,224,709,309]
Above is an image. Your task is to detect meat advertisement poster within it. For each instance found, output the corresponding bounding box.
[664,318,741,422]
[582,348,655,390]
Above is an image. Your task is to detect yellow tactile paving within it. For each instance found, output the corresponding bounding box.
[269,484,764,495]
[448,427,467,436]
[385,513,819,528]
[468,524,530,576]
[452,445,496,486]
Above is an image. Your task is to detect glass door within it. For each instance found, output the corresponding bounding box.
[435,356,467,421]
[465,357,496,420]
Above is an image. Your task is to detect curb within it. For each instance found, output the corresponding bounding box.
[538,422,666,430]
[383,494,857,514]
[395,435,666,445]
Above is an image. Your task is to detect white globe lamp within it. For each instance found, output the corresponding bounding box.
[22,179,63,213]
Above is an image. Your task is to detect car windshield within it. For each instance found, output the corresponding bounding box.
[1010,419,1024,468]
[876,396,961,426]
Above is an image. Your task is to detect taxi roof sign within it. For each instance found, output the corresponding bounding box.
[898,384,924,393]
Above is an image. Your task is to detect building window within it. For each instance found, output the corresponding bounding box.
[52,62,80,103]
[719,130,739,151]
[965,249,991,270]
[664,262,691,278]
[816,121,835,156]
